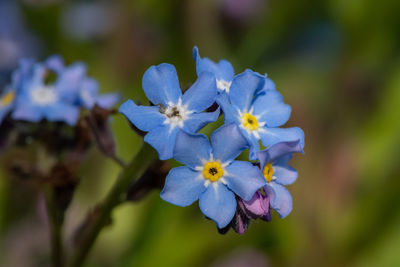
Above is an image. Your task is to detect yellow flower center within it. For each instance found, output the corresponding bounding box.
[242,113,259,130]
[203,161,224,182]
[262,163,274,183]
[0,91,15,107]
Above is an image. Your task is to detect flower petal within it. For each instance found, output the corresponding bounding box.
[240,191,270,218]
[260,127,305,149]
[273,165,298,185]
[45,55,64,72]
[173,131,212,168]
[265,182,292,218]
[257,140,303,167]
[211,124,248,163]
[224,161,266,201]
[216,94,240,125]
[119,99,165,132]
[229,69,263,112]
[183,108,220,133]
[142,63,182,105]
[253,91,291,127]
[238,128,260,160]
[160,166,206,206]
[144,125,179,160]
[182,72,217,112]
[96,93,120,109]
[12,101,42,122]
[199,183,236,228]
[46,103,80,126]
[192,46,234,81]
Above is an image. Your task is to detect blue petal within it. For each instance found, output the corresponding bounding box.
[182,72,217,112]
[183,108,220,133]
[253,91,291,128]
[119,99,165,132]
[96,93,120,109]
[255,73,276,95]
[142,63,182,105]
[238,128,260,160]
[199,183,236,228]
[144,125,179,160]
[45,55,64,72]
[45,103,80,126]
[160,166,206,206]
[229,69,263,112]
[273,165,298,185]
[216,94,240,125]
[224,161,266,201]
[211,124,248,163]
[260,127,305,149]
[257,140,303,167]
[192,46,234,81]
[173,131,212,168]
[12,101,42,122]
[265,182,292,218]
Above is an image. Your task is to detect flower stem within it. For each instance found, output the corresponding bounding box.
[69,143,157,267]
[44,187,65,267]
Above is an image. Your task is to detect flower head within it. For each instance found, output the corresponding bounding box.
[255,140,304,218]
[160,124,266,228]
[218,69,305,159]
[192,46,235,94]
[9,55,118,126]
[119,63,219,160]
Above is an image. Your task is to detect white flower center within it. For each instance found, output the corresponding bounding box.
[161,98,192,129]
[30,86,59,106]
[216,79,232,93]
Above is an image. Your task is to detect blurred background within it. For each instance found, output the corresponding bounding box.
[1,0,400,266]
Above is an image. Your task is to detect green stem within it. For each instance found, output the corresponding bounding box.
[69,143,157,267]
[45,187,65,267]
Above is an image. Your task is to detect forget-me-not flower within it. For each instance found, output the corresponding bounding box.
[161,123,266,228]
[255,140,303,218]
[11,56,81,125]
[217,69,304,159]
[192,46,235,94]
[119,63,219,160]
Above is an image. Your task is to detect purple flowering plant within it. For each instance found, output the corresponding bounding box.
[0,47,303,266]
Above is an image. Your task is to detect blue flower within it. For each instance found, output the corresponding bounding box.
[11,56,81,125]
[256,140,303,218]
[119,63,219,160]
[217,69,305,159]
[10,55,119,126]
[192,46,235,94]
[254,72,276,95]
[161,124,266,228]
[0,86,17,124]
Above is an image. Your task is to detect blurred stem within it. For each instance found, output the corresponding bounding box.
[44,187,65,267]
[69,143,157,267]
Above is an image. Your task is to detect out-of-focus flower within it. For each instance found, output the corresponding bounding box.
[10,55,119,126]
[119,63,219,160]
[255,140,303,218]
[193,46,235,94]
[160,124,266,228]
[218,69,304,159]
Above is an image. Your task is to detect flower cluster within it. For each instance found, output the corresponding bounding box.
[120,46,304,233]
[0,55,119,126]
